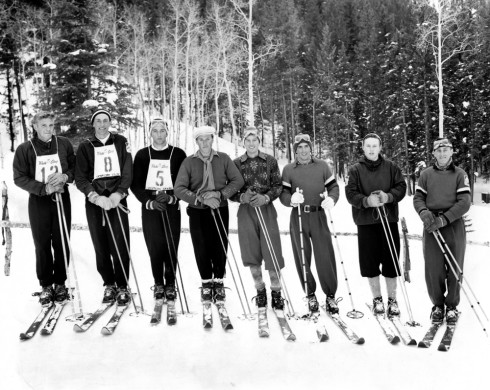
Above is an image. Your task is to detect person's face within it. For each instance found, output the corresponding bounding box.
[362,137,382,161]
[296,143,312,163]
[33,118,55,142]
[93,114,111,138]
[151,124,168,147]
[244,135,260,157]
[196,135,213,155]
[433,146,453,166]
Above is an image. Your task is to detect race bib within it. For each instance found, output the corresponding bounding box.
[35,154,62,183]
[93,144,121,180]
[145,159,173,191]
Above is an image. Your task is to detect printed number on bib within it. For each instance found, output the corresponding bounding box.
[145,160,173,191]
[35,154,62,183]
[94,144,121,179]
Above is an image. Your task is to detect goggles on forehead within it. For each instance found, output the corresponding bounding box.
[150,118,168,131]
[294,134,311,143]
[362,133,382,144]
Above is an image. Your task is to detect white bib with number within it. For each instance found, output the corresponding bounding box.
[93,144,121,180]
[35,154,62,183]
[145,159,173,191]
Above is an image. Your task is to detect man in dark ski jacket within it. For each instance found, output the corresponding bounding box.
[345,133,406,316]
[75,109,133,305]
[413,138,470,323]
[13,111,75,305]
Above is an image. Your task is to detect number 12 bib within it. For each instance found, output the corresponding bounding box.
[35,154,62,183]
[145,159,173,191]
[93,144,121,179]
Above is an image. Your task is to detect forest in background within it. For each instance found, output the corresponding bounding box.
[1,0,490,187]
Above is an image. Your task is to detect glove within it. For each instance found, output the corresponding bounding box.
[201,191,221,200]
[250,194,268,207]
[156,192,171,203]
[109,192,123,208]
[290,191,304,207]
[378,191,390,204]
[203,197,220,209]
[45,183,56,195]
[240,188,255,204]
[420,209,435,229]
[96,196,113,210]
[321,196,335,210]
[47,172,67,187]
[88,192,99,204]
[150,200,167,212]
[427,216,447,233]
[366,193,381,208]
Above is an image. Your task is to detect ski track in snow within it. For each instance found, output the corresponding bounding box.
[1,131,490,390]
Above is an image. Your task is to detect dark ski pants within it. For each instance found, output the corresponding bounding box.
[28,190,71,287]
[86,199,130,288]
[237,203,284,270]
[187,206,229,281]
[142,204,181,287]
[289,208,337,296]
[357,222,401,278]
[422,217,465,308]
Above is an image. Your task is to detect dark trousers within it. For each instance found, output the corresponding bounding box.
[29,190,71,287]
[86,199,130,288]
[289,208,337,296]
[187,206,229,280]
[423,218,466,307]
[142,204,181,286]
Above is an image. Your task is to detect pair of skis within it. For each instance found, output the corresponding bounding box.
[203,300,233,330]
[19,301,68,340]
[73,301,130,335]
[257,307,296,341]
[418,315,460,351]
[150,298,177,326]
[367,304,417,346]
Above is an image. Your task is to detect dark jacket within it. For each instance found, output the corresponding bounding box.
[345,155,406,225]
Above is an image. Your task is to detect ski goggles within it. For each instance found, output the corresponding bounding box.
[294,134,311,143]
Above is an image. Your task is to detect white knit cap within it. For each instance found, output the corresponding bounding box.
[193,126,215,139]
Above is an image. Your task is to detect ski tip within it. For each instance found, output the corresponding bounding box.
[101,327,113,336]
[167,319,177,326]
[203,323,213,329]
[418,341,429,348]
[287,334,297,341]
[40,329,50,336]
[224,324,234,331]
[318,334,329,342]
[407,339,417,346]
[73,324,84,332]
[19,333,31,341]
[259,332,270,338]
[356,337,365,345]
[150,319,160,325]
[437,344,449,352]
[391,336,401,345]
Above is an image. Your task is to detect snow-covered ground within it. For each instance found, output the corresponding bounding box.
[1,129,490,390]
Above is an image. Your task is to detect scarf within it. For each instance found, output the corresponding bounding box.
[435,157,453,171]
[196,149,215,196]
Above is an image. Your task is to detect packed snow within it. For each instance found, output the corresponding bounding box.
[1,129,490,390]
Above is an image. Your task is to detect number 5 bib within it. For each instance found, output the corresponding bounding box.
[145,159,173,191]
[94,144,121,179]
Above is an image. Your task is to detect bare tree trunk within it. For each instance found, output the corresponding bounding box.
[271,95,276,159]
[289,77,295,139]
[13,60,27,142]
[281,79,290,162]
[6,67,15,152]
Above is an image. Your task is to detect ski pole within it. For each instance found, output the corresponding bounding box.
[377,206,419,326]
[160,211,190,315]
[434,229,489,322]
[321,191,363,319]
[432,231,488,337]
[210,208,253,319]
[53,193,76,318]
[255,207,298,318]
[295,188,309,300]
[103,210,139,314]
[115,207,146,314]
[56,192,85,320]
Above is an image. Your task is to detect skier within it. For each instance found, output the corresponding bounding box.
[130,118,186,301]
[174,126,244,303]
[75,108,133,305]
[413,138,471,323]
[231,127,285,310]
[13,111,75,305]
[279,134,340,314]
[345,133,406,316]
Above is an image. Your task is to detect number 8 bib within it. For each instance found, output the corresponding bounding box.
[94,144,121,179]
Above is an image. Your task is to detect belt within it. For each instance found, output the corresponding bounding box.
[299,205,320,213]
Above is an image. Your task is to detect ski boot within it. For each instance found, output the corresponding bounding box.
[307,293,319,312]
[153,284,165,300]
[39,286,54,306]
[53,284,70,302]
[430,305,444,323]
[200,282,213,302]
[325,294,339,315]
[213,281,226,302]
[271,290,285,311]
[254,288,267,308]
[102,284,117,303]
[116,287,131,305]
[387,297,400,317]
[372,296,385,315]
[165,285,176,301]
[445,306,459,324]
